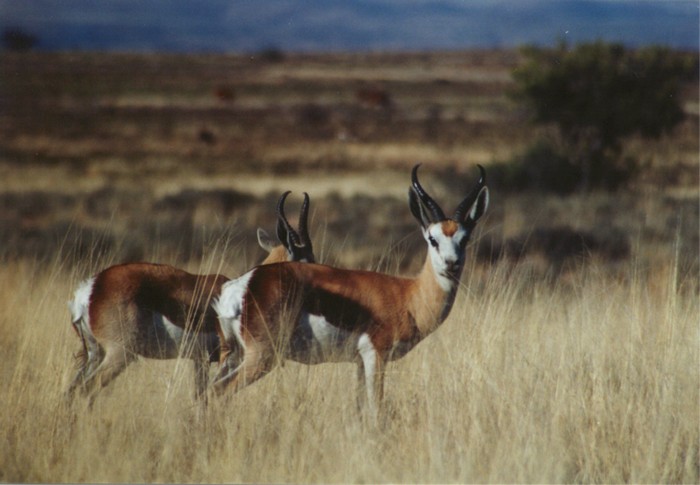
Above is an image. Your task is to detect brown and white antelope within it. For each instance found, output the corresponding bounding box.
[211,165,489,419]
[66,191,315,403]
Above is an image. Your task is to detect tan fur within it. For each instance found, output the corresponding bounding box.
[213,166,488,419]
[67,190,316,403]
[67,243,296,402]
[213,253,462,416]
[440,220,460,237]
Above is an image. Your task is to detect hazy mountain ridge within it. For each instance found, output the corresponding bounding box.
[1,0,698,52]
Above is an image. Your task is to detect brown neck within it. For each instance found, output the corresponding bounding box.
[260,245,290,265]
[408,255,461,335]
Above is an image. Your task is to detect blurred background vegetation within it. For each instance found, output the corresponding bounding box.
[503,41,697,193]
[0,41,697,281]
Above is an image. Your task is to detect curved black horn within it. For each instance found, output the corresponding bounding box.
[276,191,302,247]
[298,192,311,246]
[411,164,446,222]
[453,164,486,222]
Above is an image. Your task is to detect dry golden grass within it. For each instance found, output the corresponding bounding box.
[0,49,697,483]
[0,242,697,483]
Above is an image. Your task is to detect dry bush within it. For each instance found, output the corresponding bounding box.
[0,242,696,483]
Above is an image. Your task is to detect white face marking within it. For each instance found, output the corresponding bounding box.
[214,269,255,345]
[424,223,468,292]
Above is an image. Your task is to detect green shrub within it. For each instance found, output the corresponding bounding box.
[511,41,697,190]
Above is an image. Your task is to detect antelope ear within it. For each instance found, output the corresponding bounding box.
[256,228,278,253]
[408,187,431,228]
[466,187,489,224]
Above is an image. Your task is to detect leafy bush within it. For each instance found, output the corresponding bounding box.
[490,140,638,194]
[490,141,579,194]
[2,27,37,51]
[511,41,697,190]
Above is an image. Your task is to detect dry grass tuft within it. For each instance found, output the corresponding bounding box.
[0,245,696,483]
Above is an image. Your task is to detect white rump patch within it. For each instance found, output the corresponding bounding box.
[68,277,95,324]
[67,277,101,361]
[213,269,255,345]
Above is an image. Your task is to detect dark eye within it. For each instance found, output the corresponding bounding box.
[428,236,439,248]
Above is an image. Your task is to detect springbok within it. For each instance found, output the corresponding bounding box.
[212,165,489,420]
[66,191,315,403]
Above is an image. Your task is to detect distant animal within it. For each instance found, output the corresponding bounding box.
[198,128,217,145]
[213,85,235,102]
[356,86,392,110]
[66,192,315,404]
[211,165,489,421]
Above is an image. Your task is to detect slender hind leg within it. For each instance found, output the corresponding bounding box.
[66,358,90,401]
[80,344,134,405]
[212,341,272,396]
[65,330,104,401]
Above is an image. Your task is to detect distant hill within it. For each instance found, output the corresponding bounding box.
[1,0,698,52]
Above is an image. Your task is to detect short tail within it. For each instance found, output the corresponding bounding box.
[67,277,96,369]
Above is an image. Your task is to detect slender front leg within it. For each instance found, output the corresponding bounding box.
[212,341,272,396]
[357,333,384,424]
[80,344,134,406]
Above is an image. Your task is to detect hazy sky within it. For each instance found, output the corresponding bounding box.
[1,0,697,52]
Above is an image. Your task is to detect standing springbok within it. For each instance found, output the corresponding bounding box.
[212,165,489,419]
[66,191,315,403]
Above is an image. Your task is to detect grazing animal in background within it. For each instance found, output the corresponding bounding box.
[198,128,217,145]
[356,86,392,110]
[213,85,235,103]
[212,165,489,421]
[66,191,315,403]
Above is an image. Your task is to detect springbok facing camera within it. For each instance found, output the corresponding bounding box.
[212,165,489,420]
[67,191,315,403]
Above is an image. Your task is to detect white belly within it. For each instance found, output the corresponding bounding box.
[141,312,217,360]
[289,312,360,363]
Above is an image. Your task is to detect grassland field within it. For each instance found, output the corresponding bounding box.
[0,50,698,482]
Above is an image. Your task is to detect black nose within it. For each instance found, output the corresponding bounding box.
[445,261,461,274]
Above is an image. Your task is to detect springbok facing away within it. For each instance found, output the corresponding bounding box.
[66,191,315,403]
[212,165,489,420]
